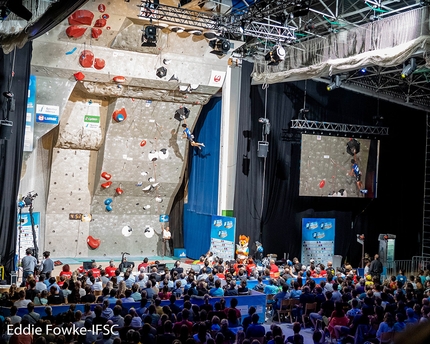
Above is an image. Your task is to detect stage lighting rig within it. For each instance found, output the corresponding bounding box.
[22,191,38,207]
[327,75,341,91]
[401,57,417,78]
[209,38,232,56]
[264,44,286,66]
[142,24,157,47]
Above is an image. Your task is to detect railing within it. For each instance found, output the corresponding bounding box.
[384,256,430,279]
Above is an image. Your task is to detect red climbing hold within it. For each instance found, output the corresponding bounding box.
[79,50,94,68]
[94,18,107,27]
[87,235,101,249]
[94,58,105,70]
[68,10,94,26]
[319,179,326,188]
[73,72,85,81]
[66,26,87,38]
[101,172,112,180]
[91,28,102,39]
[101,181,112,189]
[140,140,147,147]
[98,4,106,13]
[113,76,126,83]
[112,108,127,122]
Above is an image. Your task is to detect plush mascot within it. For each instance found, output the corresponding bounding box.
[236,235,250,263]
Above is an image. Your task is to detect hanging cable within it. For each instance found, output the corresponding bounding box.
[260,84,268,221]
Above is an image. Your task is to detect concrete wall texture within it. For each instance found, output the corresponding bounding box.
[19,0,234,258]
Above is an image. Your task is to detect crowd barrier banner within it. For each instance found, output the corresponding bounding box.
[3,291,267,324]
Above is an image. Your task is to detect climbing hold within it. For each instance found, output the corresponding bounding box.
[113,76,126,83]
[91,28,103,39]
[94,18,107,27]
[319,179,326,189]
[101,181,112,189]
[79,50,94,68]
[87,235,101,249]
[66,26,87,38]
[98,4,106,12]
[115,187,124,195]
[104,198,113,205]
[140,140,147,147]
[105,204,113,212]
[94,58,105,70]
[112,108,127,122]
[101,171,112,180]
[148,177,155,183]
[122,225,133,237]
[73,72,85,81]
[68,10,94,25]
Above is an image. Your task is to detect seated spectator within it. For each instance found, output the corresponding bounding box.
[22,302,40,325]
[224,280,239,297]
[14,290,31,308]
[47,285,65,305]
[34,290,48,306]
[238,279,250,295]
[158,285,172,300]
[245,314,265,339]
[286,322,303,344]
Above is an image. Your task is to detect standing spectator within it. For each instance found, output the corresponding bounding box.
[40,251,54,278]
[21,248,37,285]
[369,254,383,283]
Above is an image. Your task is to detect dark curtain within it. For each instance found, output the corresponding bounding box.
[0,43,32,280]
[234,60,426,265]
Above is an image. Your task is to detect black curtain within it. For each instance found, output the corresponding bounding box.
[0,43,32,280]
[234,61,426,265]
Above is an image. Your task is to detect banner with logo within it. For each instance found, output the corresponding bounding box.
[209,215,236,261]
[24,75,36,151]
[301,218,335,267]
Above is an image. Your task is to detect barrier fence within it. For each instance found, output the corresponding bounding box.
[384,256,430,278]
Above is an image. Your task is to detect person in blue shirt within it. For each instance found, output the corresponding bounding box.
[182,123,205,149]
[209,279,224,297]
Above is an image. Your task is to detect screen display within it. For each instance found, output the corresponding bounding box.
[299,134,379,198]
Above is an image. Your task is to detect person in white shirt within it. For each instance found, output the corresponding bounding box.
[162,225,173,256]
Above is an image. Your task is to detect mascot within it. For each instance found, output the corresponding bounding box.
[236,235,250,263]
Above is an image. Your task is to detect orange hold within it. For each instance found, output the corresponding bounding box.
[112,108,127,122]
[319,179,326,188]
[87,235,101,249]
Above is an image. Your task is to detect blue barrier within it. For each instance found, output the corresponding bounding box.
[1,290,267,324]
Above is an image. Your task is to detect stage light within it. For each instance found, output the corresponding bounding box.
[401,57,417,78]
[209,38,232,56]
[360,67,367,74]
[141,25,157,47]
[327,75,341,91]
[264,45,286,66]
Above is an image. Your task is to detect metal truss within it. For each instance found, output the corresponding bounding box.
[290,119,389,136]
[138,1,218,29]
[241,22,297,43]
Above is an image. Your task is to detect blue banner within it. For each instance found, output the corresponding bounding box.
[24,75,36,151]
[209,215,236,261]
[301,218,335,266]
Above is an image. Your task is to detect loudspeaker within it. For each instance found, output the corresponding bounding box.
[346,138,360,156]
[242,156,250,176]
[257,141,269,158]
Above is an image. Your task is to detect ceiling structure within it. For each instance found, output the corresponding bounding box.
[0,0,429,111]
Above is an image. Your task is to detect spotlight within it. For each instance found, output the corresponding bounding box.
[209,38,232,56]
[5,0,32,21]
[360,67,367,74]
[264,45,286,66]
[141,25,157,47]
[326,75,341,91]
[258,118,269,124]
[401,57,417,78]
